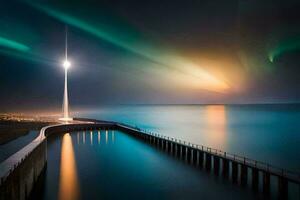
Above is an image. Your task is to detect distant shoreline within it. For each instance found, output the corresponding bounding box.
[1,102,300,116]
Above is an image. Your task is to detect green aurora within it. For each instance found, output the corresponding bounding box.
[0,36,30,52]
[268,36,300,63]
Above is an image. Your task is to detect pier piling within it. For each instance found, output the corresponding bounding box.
[278,177,288,199]
[205,153,212,171]
[240,165,248,186]
[263,172,270,194]
[222,159,229,177]
[192,149,197,165]
[198,151,204,167]
[252,168,259,191]
[175,143,178,156]
[214,156,220,175]
[232,162,238,183]
[187,147,192,163]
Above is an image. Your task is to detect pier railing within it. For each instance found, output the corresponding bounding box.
[117,123,300,184]
[150,132,300,184]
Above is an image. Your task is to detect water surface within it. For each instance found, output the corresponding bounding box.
[32,130,263,200]
[77,104,300,172]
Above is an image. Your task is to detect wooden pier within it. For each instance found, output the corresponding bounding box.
[117,123,300,199]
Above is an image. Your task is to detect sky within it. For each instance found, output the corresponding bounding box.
[0,0,300,111]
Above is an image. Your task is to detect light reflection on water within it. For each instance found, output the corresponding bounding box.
[83,131,86,144]
[105,130,108,144]
[36,130,264,200]
[97,130,100,144]
[90,131,93,145]
[58,133,79,200]
[204,105,227,149]
[74,130,115,146]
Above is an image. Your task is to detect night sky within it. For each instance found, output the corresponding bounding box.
[0,0,300,111]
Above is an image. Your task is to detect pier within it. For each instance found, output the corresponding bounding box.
[0,119,299,200]
[117,123,300,199]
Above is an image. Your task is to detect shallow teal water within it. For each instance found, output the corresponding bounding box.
[33,130,265,200]
[77,104,300,172]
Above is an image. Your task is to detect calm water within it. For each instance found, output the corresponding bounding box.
[77,104,300,172]
[32,130,263,200]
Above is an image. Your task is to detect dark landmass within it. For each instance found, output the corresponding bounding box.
[0,121,48,144]
[0,114,56,144]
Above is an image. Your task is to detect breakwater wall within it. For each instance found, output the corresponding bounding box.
[0,136,46,200]
[0,121,116,200]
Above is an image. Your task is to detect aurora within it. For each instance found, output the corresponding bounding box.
[269,37,300,63]
[0,36,30,52]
